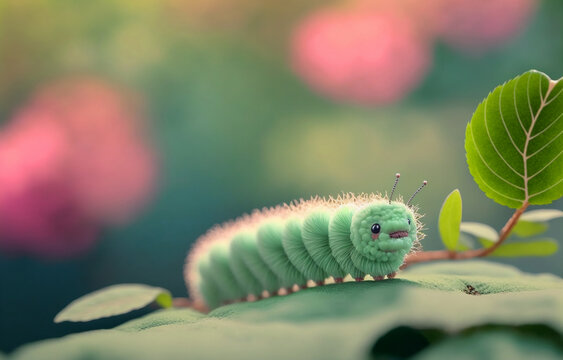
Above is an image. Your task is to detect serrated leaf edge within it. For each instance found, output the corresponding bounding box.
[466,70,563,207]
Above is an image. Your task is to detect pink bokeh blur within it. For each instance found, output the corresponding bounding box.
[425,0,538,53]
[291,0,538,105]
[291,4,432,105]
[0,78,157,258]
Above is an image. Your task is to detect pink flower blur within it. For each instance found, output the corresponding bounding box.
[0,120,98,257]
[426,0,538,53]
[0,78,157,258]
[291,5,432,105]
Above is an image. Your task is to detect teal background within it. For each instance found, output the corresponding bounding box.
[0,0,562,353]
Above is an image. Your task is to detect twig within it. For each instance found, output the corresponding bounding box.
[402,201,530,268]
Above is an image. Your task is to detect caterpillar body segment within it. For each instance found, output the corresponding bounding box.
[233,231,281,294]
[328,205,365,279]
[302,211,347,279]
[282,217,328,282]
[229,233,264,297]
[257,221,308,289]
[208,244,246,301]
[185,192,425,310]
[196,258,222,309]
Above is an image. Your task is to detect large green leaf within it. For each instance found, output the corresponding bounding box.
[438,189,463,250]
[54,284,172,323]
[478,238,558,257]
[11,262,563,360]
[465,70,563,208]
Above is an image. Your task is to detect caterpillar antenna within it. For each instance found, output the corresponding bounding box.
[389,173,400,204]
[406,180,428,206]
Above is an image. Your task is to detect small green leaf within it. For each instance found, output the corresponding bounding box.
[511,220,548,237]
[465,70,563,209]
[478,238,558,257]
[460,222,498,241]
[54,284,172,323]
[520,209,563,222]
[438,189,462,250]
[155,292,173,308]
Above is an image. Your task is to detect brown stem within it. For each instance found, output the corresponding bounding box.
[403,201,530,269]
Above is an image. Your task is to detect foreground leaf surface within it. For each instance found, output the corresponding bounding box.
[54,284,172,323]
[465,70,563,208]
[11,262,562,360]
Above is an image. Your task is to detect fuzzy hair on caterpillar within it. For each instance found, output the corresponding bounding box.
[184,175,427,311]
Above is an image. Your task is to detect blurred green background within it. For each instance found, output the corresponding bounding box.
[0,0,561,353]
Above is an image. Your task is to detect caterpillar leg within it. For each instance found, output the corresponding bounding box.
[275,288,292,296]
[373,276,385,281]
[387,272,397,279]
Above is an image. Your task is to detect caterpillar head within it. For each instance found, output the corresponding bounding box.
[350,202,416,263]
[350,175,426,264]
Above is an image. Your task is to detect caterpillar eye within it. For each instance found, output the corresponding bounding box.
[371,223,381,234]
[407,218,411,225]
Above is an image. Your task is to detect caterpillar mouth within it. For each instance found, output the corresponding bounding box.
[389,231,409,239]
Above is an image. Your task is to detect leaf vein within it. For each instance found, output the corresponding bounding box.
[470,123,525,190]
[513,75,527,134]
[528,149,563,180]
[526,73,534,127]
[539,73,544,101]
[530,113,562,140]
[527,130,563,159]
[476,171,526,202]
[544,86,562,107]
[528,178,563,200]
[489,91,524,175]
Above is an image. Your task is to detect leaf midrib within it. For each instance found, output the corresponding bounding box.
[521,76,558,201]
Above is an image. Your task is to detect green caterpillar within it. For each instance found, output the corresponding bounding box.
[184,174,427,310]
